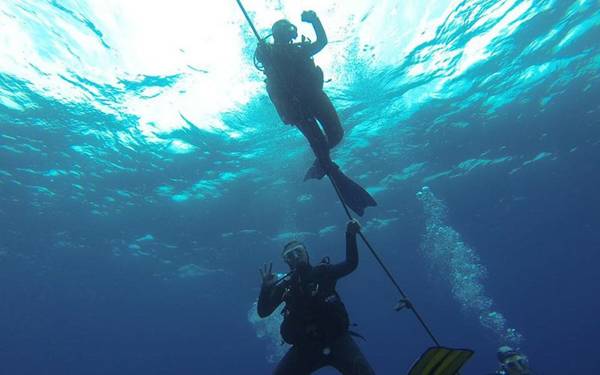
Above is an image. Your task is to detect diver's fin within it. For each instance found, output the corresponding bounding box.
[407,347,474,375]
[328,167,377,217]
[304,158,327,181]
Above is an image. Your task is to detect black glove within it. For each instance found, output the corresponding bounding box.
[346,219,361,235]
[301,10,318,23]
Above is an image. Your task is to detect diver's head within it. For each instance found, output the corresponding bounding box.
[497,346,531,375]
[282,240,309,270]
[272,19,298,44]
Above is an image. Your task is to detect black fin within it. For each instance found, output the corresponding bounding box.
[328,168,377,217]
[304,158,327,181]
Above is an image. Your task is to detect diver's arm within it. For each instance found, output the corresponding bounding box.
[302,11,328,56]
[255,42,271,65]
[257,283,284,318]
[329,221,360,279]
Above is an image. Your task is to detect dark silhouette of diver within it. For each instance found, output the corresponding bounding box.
[258,219,375,375]
[255,11,376,216]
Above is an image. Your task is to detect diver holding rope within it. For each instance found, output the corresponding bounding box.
[253,10,377,217]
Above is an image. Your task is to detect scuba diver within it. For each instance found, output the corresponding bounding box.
[254,10,377,217]
[493,346,533,375]
[257,219,375,375]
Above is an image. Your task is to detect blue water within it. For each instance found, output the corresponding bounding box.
[1,0,599,374]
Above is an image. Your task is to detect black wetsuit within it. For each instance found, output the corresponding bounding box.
[255,19,377,217]
[257,233,375,375]
[256,25,343,172]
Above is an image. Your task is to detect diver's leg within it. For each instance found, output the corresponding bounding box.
[295,119,331,163]
[297,117,377,215]
[267,83,303,125]
[313,91,344,149]
[296,119,336,180]
[328,334,375,375]
[274,346,312,375]
[274,345,325,375]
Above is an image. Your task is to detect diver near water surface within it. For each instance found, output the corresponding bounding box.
[255,10,376,216]
[257,219,375,375]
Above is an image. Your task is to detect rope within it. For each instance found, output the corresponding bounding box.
[327,174,441,346]
[234,0,441,348]
[235,0,262,41]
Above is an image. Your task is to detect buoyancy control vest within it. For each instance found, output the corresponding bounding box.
[279,263,350,346]
[258,42,324,95]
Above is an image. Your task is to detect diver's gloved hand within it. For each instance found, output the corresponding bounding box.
[259,262,277,288]
[346,219,361,236]
[301,10,319,23]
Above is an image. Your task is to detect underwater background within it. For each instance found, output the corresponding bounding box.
[1,0,599,374]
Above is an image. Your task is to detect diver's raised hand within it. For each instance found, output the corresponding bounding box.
[346,219,361,236]
[301,10,318,23]
[259,262,277,287]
